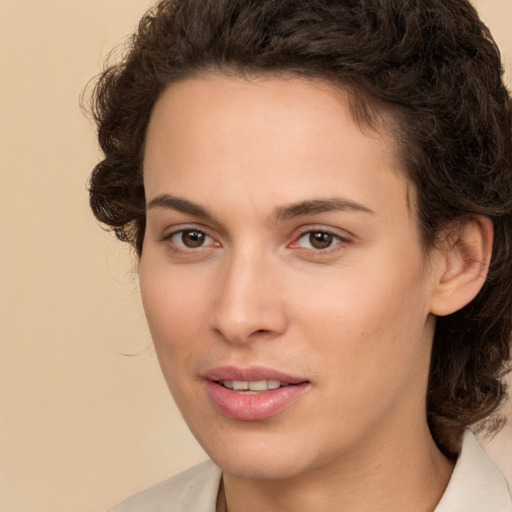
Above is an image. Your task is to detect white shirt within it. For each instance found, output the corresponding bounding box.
[109,431,511,512]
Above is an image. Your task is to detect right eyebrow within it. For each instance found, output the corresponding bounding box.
[146,194,214,219]
[272,197,375,222]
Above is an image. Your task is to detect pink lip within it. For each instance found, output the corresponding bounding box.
[204,365,306,384]
[204,366,310,421]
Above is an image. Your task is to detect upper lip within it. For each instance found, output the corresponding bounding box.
[203,365,308,384]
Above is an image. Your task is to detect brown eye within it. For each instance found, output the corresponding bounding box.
[170,229,213,249]
[293,230,346,252]
[181,230,205,247]
[308,231,334,249]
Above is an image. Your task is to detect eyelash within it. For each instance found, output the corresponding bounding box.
[290,229,350,254]
[163,227,218,251]
[162,227,351,255]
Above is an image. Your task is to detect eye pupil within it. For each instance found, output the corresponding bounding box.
[182,230,205,248]
[309,232,333,249]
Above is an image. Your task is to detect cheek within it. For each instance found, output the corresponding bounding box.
[293,252,431,383]
[138,258,212,368]
[292,265,432,441]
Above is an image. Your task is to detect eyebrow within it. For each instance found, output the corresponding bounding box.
[272,198,375,222]
[146,194,374,221]
[147,194,214,219]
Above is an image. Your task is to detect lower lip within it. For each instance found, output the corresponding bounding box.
[205,381,309,421]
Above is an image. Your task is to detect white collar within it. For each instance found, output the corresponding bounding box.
[434,430,511,511]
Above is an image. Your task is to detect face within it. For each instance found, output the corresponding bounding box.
[140,74,439,481]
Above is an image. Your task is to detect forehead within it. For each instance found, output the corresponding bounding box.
[143,73,412,227]
[146,72,398,144]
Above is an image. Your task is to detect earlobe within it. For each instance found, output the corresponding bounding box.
[429,216,494,317]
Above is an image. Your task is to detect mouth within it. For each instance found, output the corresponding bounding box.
[204,367,310,421]
[217,379,295,393]
[204,366,308,390]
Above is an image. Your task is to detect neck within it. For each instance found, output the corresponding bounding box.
[221,421,455,512]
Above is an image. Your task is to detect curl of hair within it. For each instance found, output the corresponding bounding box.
[88,0,512,455]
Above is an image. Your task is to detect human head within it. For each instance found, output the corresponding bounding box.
[89,0,512,455]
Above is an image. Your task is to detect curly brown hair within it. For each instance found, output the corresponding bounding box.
[88,0,512,456]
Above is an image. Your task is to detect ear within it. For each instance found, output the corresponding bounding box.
[429,216,493,317]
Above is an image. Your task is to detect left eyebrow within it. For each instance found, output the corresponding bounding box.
[146,194,214,219]
[272,198,375,222]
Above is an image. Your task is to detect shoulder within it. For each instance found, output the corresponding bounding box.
[108,460,222,512]
[435,430,511,512]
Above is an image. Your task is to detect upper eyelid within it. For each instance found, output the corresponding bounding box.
[162,224,216,240]
[294,230,350,246]
[157,217,230,242]
[293,225,354,240]
[298,228,346,237]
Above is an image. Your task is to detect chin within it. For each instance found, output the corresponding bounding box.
[213,451,308,481]
[193,424,322,481]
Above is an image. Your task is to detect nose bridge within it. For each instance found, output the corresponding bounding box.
[210,244,286,343]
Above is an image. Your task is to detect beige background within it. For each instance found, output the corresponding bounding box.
[0,1,511,511]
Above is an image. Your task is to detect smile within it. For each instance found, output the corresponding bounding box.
[204,367,310,421]
[220,379,285,392]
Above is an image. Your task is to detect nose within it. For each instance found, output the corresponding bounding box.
[209,250,288,344]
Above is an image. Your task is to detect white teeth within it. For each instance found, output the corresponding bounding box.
[267,379,281,390]
[221,379,285,391]
[248,380,267,391]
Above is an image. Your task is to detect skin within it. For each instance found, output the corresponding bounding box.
[139,74,488,512]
